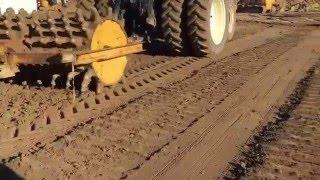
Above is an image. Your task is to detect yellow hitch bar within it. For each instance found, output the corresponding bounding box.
[0,42,145,84]
[75,43,144,65]
[2,42,144,66]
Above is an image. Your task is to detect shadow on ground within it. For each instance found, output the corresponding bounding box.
[0,164,23,180]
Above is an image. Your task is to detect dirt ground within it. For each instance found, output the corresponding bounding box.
[247,65,320,179]
[227,63,320,180]
[0,13,319,180]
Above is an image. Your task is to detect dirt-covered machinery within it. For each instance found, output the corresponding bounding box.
[0,0,237,91]
[237,0,318,13]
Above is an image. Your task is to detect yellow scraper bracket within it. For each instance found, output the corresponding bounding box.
[39,0,50,8]
[265,0,274,11]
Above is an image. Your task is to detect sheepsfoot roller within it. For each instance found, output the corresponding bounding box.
[0,0,131,91]
[0,0,237,92]
[0,19,144,90]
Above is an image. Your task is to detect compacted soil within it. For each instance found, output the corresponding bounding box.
[0,14,319,180]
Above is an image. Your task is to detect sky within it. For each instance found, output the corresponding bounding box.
[0,0,38,13]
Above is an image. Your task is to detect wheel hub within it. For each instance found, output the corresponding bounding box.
[210,0,227,45]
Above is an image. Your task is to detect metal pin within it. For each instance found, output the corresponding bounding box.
[95,80,104,94]
[120,75,127,85]
[81,68,95,93]
[71,62,76,103]
[36,80,42,86]
[66,71,79,89]
[22,80,28,89]
[51,74,60,88]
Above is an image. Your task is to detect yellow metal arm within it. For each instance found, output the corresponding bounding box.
[76,43,144,65]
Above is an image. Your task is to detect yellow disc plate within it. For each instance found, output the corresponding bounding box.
[91,20,128,85]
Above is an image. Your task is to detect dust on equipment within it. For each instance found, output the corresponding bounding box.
[0,0,236,91]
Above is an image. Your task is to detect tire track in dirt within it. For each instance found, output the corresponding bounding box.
[132,28,320,180]
[3,26,311,179]
[0,25,291,160]
[245,64,320,180]
[0,84,72,130]
[224,62,320,180]
[0,20,265,132]
[0,57,171,132]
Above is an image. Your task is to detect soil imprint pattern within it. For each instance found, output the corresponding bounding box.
[0,23,291,160]
[227,63,320,180]
[2,26,311,179]
[0,21,270,130]
[248,64,320,180]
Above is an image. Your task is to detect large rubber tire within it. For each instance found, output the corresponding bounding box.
[186,0,230,56]
[227,0,237,41]
[160,0,187,54]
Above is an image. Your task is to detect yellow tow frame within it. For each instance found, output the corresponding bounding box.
[265,0,274,11]
[39,0,50,8]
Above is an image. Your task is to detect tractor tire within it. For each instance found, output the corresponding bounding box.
[227,0,237,41]
[186,0,230,56]
[160,0,187,54]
